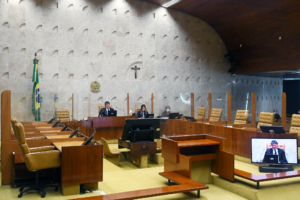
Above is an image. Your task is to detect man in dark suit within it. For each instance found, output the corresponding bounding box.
[263,140,288,163]
[137,104,148,118]
[99,101,115,117]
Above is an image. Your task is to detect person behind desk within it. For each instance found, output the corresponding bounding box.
[263,140,288,163]
[99,101,115,117]
[137,104,148,118]
[161,105,170,117]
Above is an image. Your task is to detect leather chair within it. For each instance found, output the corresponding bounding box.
[209,108,223,122]
[257,112,275,128]
[15,123,61,198]
[98,104,113,114]
[196,107,206,120]
[234,110,250,124]
[56,109,70,122]
[289,114,300,146]
[11,118,45,140]
[99,137,128,165]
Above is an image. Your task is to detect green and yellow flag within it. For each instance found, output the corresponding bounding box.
[32,58,41,121]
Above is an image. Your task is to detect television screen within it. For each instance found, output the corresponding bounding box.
[251,138,298,164]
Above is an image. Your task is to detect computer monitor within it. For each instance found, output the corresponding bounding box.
[52,120,61,127]
[47,118,55,124]
[169,113,183,119]
[251,138,298,172]
[121,119,165,143]
[61,123,69,131]
[260,126,285,134]
[184,116,197,122]
[145,114,154,118]
[82,129,96,145]
[107,110,117,116]
[69,128,79,138]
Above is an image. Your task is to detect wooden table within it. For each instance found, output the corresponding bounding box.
[44,135,71,139]
[234,168,300,189]
[52,141,103,195]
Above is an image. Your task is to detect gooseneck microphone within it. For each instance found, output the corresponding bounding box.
[169,126,192,138]
[116,106,126,116]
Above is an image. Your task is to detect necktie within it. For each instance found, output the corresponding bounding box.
[274,150,277,155]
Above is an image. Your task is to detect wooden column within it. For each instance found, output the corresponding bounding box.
[208,93,212,119]
[227,93,232,123]
[251,93,256,125]
[88,93,91,117]
[1,90,11,185]
[127,93,129,116]
[72,93,74,120]
[282,92,287,130]
[191,93,194,117]
[151,93,154,114]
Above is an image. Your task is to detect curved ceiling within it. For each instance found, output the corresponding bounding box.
[144,0,300,74]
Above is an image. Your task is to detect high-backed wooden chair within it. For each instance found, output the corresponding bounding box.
[234,110,250,124]
[15,123,61,198]
[99,137,128,165]
[98,104,113,114]
[209,108,222,122]
[196,107,206,120]
[289,114,300,146]
[257,112,275,128]
[56,109,70,121]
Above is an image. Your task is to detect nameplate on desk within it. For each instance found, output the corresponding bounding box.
[141,146,149,151]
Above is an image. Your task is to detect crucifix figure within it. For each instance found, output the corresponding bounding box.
[131,66,140,79]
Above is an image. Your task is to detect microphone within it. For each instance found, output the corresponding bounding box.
[169,126,192,138]
[116,106,125,116]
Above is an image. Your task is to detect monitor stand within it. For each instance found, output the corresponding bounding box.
[259,165,294,173]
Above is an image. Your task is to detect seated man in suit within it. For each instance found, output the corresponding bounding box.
[137,104,148,118]
[263,140,288,163]
[99,101,115,117]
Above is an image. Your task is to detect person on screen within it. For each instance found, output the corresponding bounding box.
[263,140,287,163]
[137,104,148,118]
[161,106,171,117]
[99,101,115,117]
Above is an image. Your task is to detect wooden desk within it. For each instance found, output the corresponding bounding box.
[162,134,234,183]
[52,141,103,195]
[45,135,72,139]
[80,116,138,140]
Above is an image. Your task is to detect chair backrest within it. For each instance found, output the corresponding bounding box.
[266,143,285,151]
[99,137,115,157]
[209,108,222,122]
[15,123,31,169]
[196,107,206,119]
[98,105,113,113]
[11,118,19,139]
[57,109,70,121]
[257,112,275,128]
[289,114,300,134]
[234,110,250,124]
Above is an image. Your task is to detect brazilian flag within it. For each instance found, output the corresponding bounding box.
[32,58,41,121]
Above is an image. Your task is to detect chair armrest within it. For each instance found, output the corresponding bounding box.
[29,146,55,153]
[25,150,61,171]
[118,148,130,153]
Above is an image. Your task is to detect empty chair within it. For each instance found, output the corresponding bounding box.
[11,118,45,140]
[99,137,128,165]
[234,110,250,124]
[196,107,206,120]
[289,114,300,146]
[209,108,223,122]
[257,112,275,128]
[14,123,61,198]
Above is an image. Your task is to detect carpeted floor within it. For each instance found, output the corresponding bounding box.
[0,143,247,200]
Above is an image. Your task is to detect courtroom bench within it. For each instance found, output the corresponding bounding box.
[70,171,208,200]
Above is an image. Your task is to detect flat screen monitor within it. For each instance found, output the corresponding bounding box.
[121,119,166,142]
[145,114,154,118]
[169,113,183,119]
[107,110,117,116]
[251,138,298,165]
[82,129,96,145]
[52,120,61,127]
[69,128,79,138]
[47,118,55,124]
[260,126,285,134]
[184,116,197,122]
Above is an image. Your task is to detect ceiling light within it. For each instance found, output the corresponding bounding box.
[162,0,182,8]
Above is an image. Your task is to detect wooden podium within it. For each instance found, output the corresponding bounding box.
[162,134,234,183]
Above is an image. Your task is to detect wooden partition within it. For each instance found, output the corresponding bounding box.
[151,93,154,114]
[127,93,129,115]
[282,92,287,130]
[208,93,212,119]
[251,92,256,125]
[227,93,232,123]
[191,93,194,117]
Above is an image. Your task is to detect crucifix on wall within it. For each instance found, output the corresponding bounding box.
[131,66,140,79]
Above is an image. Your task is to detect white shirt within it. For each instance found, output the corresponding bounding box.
[272,149,278,155]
